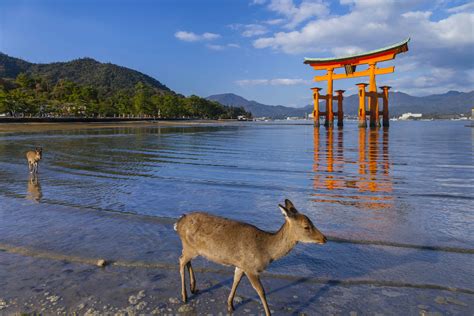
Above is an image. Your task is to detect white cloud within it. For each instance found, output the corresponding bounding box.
[384,66,473,95]
[251,0,267,5]
[207,43,240,51]
[430,13,474,46]
[236,79,268,86]
[331,45,364,56]
[229,23,269,37]
[206,44,225,51]
[202,32,221,40]
[446,2,474,13]
[242,24,269,37]
[267,0,330,29]
[175,31,221,42]
[264,18,286,25]
[175,31,200,42]
[236,78,309,86]
[251,0,474,94]
[401,10,432,19]
[253,3,474,54]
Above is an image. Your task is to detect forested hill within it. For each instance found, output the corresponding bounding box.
[0,53,250,119]
[0,53,172,95]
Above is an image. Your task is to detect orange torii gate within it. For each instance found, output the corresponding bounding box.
[304,38,409,128]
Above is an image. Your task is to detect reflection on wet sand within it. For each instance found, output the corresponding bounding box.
[312,127,393,209]
[26,175,42,202]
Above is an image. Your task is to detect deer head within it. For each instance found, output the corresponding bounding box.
[35,147,42,160]
[278,199,327,244]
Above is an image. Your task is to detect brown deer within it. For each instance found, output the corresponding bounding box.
[174,199,327,316]
[26,147,42,174]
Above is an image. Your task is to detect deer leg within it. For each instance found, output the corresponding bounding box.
[186,261,197,294]
[179,254,191,302]
[28,162,32,173]
[227,267,244,312]
[246,273,271,316]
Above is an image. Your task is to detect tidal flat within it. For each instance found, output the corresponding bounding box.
[0,120,473,315]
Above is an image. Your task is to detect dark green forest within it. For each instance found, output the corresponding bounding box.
[0,53,251,119]
[0,73,250,119]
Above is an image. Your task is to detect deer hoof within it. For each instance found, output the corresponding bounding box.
[227,303,235,313]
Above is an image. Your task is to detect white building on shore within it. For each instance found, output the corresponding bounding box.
[399,112,422,120]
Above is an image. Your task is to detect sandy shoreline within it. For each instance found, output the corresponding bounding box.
[1,200,473,315]
[0,120,237,133]
[1,248,472,315]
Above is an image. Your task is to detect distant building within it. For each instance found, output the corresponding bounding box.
[399,112,422,120]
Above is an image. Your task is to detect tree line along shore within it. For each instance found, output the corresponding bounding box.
[0,73,251,120]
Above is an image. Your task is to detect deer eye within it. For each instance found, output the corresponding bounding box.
[304,226,310,230]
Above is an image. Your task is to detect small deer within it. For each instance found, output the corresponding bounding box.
[174,199,327,316]
[26,147,42,174]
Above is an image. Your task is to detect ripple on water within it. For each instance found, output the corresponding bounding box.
[0,121,473,292]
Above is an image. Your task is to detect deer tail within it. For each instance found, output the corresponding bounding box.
[174,214,186,231]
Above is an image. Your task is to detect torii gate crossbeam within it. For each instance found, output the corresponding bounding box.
[304,38,409,128]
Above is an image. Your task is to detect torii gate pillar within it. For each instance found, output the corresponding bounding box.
[368,63,381,128]
[311,87,322,127]
[336,90,345,127]
[324,68,334,127]
[380,86,391,127]
[356,83,368,128]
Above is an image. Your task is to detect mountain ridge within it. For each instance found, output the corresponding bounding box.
[208,91,474,118]
[0,52,173,95]
[0,53,250,119]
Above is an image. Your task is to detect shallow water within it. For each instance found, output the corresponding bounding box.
[0,121,473,293]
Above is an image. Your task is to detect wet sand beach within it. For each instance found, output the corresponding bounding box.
[1,244,472,315]
[0,120,233,133]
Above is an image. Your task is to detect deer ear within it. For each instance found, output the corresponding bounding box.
[279,204,296,218]
[285,199,297,212]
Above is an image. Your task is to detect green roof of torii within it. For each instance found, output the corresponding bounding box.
[303,38,410,64]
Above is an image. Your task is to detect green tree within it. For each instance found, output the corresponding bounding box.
[114,90,133,116]
[150,93,163,117]
[160,94,184,118]
[5,88,37,116]
[0,87,7,114]
[52,80,77,101]
[0,73,247,119]
[15,73,34,89]
[133,82,152,116]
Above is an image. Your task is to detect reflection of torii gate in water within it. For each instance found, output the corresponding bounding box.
[312,128,393,210]
[304,38,409,128]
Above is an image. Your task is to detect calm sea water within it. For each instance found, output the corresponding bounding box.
[0,121,473,292]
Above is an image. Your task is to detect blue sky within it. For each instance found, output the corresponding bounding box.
[1,0,473,106]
